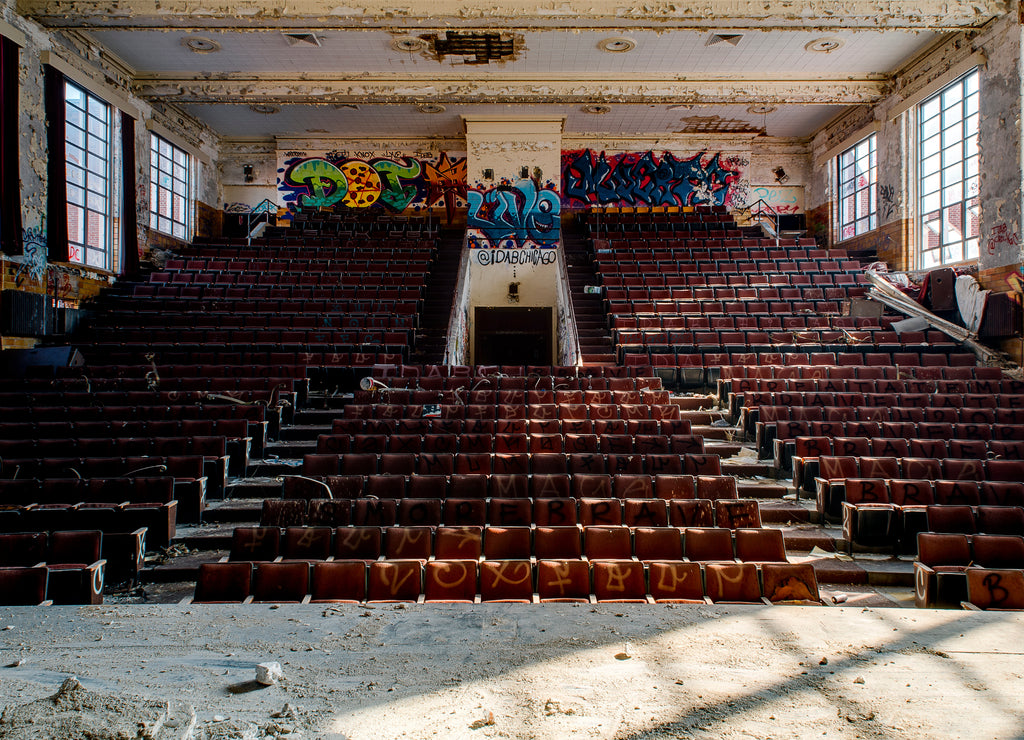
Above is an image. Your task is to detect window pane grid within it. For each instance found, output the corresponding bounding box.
[149,133,193,240]
[918,69,980,268]
[836,133,877,241]
[65,81,111,268]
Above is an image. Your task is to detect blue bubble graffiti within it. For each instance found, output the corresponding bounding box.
[561,149,742,208]
[467,179,560,249]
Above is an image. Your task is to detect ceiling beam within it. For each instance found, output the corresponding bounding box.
[18,0,1009,30]
[135,76,886,105]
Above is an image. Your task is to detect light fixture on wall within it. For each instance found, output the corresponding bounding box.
[773,167,789,184]
[508,282,520,303]
[483,168,494,180]
[242,164,254,183]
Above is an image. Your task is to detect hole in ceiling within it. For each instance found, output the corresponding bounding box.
[333,103,360,110]
[676,115,761,134]
[182,37,220,54]
[805,37,844,53]
[429,31,517,65]
[706,32,744,47]
[417,103,446,114]
[249,104,280,115]
[581,104,611,114]
[747,104,777,115]
[598,37,636,53]
[282,32,322,47]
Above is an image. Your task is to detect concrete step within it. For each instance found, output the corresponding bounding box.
[224,477,283,500]
[263,441,312,459]
[292,409,342,425]
[244,459,304,478]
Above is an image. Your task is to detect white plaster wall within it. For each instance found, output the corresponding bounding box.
[466,248,560,361]
[465,117,563,188]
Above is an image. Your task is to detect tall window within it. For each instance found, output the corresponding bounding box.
[918,69,980,268]
[837,133,877,240]
[65,80,113,268]
[150,134,193,240]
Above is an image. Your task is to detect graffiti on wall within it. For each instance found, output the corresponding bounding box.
[277,151,467,221]
[14,226,47,287]
[749,185,804,215]
[467,178,560,249]
[561,149,744,209]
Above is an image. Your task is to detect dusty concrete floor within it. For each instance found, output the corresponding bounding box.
[0,605,1022,739]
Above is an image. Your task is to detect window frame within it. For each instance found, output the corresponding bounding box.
[836,132,878,242]
[916,68,980,269]
[64,79,116,270]
[149,132,194,241]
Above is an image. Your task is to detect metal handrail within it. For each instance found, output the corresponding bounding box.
[746,198,779,247]
[245,198,278,245]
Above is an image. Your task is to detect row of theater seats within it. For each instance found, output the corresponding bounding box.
[337,404,682,422]
[191,558,821,605]
[762,421,1024,465]
[328,418,694,437]
[810,455,1024,510]
[641,356,982,384]
[602,272,862,289]
[229,524,782,563]
[103,310,417,330]
[0,495,176,549]
[176,241,435,258]
[597,259,862,277]
[164,256,432,272]
[262,495,759,529]
[915,532,1024,609]
[131,284,424,300]
[300,452,723,478]
[314,432,706,455]
[844,495,1024,553]
[0,457,206,523]
[0,530,109,604]
[609,285,872,302]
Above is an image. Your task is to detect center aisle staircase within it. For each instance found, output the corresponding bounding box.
[562,224,617,366]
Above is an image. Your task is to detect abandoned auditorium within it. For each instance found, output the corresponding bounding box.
[0,0,1023,737]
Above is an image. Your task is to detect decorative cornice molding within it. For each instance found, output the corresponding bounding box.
[17,0,1010,30]
[134,76,886,105]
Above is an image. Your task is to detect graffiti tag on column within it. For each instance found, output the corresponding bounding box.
[467,179,560,249]
[878,184,898,220]
[14,226,47,287]
[476,249,557,266]
[987,221,1019,256]
[561,149,742,208]
[278,152,467,215]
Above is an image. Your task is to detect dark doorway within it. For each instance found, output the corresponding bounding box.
[474,306,552,366]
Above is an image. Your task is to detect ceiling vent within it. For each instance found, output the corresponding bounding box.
[282,32,322,47]
[706,32,744,47]
[430,32,516,65]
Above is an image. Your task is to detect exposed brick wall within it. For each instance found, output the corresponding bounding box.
[976,263,1023,293]
[838,220,909,269]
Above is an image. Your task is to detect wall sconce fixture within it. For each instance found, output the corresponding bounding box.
[773,167,789,184]
[508,282,520,303]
